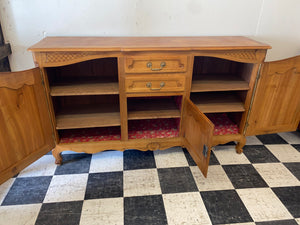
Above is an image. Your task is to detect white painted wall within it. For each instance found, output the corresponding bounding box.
[0,0,299,71]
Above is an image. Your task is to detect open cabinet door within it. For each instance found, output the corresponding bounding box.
[246,56,300,136]
[0,68,55,184]
[182,98,214,177]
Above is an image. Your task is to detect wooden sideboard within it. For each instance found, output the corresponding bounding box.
[1,36,300,184]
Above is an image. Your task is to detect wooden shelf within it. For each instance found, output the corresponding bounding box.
[128,98,181,120]
[191,92,245,113]
[51,82,119,96]
[56,105,120,129]
[191,74,249,92]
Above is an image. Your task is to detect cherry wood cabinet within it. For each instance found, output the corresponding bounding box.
[1,36,299,184]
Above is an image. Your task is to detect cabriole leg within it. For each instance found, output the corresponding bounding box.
[52,146,63,165]
[235,136,246,154]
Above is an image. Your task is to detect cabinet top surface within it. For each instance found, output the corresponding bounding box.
[28,36,271,52]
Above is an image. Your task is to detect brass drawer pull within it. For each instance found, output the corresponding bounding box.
[147,62,166,71]
[146,82,165,90]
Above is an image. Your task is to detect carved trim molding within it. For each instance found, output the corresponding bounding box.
[38,51,120,67]
[193,49,267,63]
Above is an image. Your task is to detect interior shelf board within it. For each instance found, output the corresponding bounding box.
[56,105,120,129]
[51,82,119,96]
[128,98,181,120]
[191,93,245,113]
[191,74,249,92]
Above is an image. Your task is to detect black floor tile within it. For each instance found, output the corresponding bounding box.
[272,186,300,218]
[256,134,288,144]
[183,148,219,166]
[284,163,300,180]
[256,219,298,225]
[183,148,196,166]
[54,154,92,175]
[201,190,253,224]
[219,141,236,146]
[157,167,198,194]
[243,145,279,163]
[1,176,52,205]
[85,172,123,199]
[123,150,156,170]
[209,151,220,165]
[292,144,300,152]
[35,201,83,225]
[124,195,167,225]
[222,164,268,189]
[46,150,52,155]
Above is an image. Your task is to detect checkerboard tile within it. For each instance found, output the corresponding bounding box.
[0,131,300,225]
[190,165,234,191]
[266,144,300,162]
[213,145,251,164]
[35,201,83,225]
[154,146,189,168]
[89,151,123,173]
[80,198,123,225]
[0,204,41,225]
[237,188,293,222]
[253,163,300,187]
[18,155,57,177]
[123,169,161,197]
[163,192,211,225]
[44,174,88,203]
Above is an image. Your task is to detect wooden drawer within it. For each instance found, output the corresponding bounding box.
[125,55,188,73]
[125,74,185,93]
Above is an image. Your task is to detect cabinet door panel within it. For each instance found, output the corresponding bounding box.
[246,56,300,135]
[0,68,54,184]
[182,98,214,177]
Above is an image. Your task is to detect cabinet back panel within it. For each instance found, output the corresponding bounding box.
[47,57,118,84]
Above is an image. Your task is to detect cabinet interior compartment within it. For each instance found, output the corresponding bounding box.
[127,96,182,139]
[127,96,182,120]
[190,91,247,113]
[192,56,253,92]
[46,57,119,96]
[52,95,120,130]
[206,112,242,136]
[128,118,180,139]
[58,127,121,143]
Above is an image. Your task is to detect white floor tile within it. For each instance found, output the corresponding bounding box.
[190,165,234,191]
[163,192,211,225]
[124,169,161,197]
[154,147,188,168]
[295,218,300,224]
[18,155,57,177]
[80,198,123,225]
[0,179,15,205]
[44,174,88,203]
[253,163,300,187]
[266,144,300,162]
[278,132,300,144]
[213,146,250,165]
[237,188,293,222]
[246,136,263,145]
[0,204,41,225]
[89,151,123,173]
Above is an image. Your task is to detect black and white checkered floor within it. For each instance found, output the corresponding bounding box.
[0,132,300,225]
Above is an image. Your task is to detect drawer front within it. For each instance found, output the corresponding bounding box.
[125,55,188,73]
[125,74,185,93]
